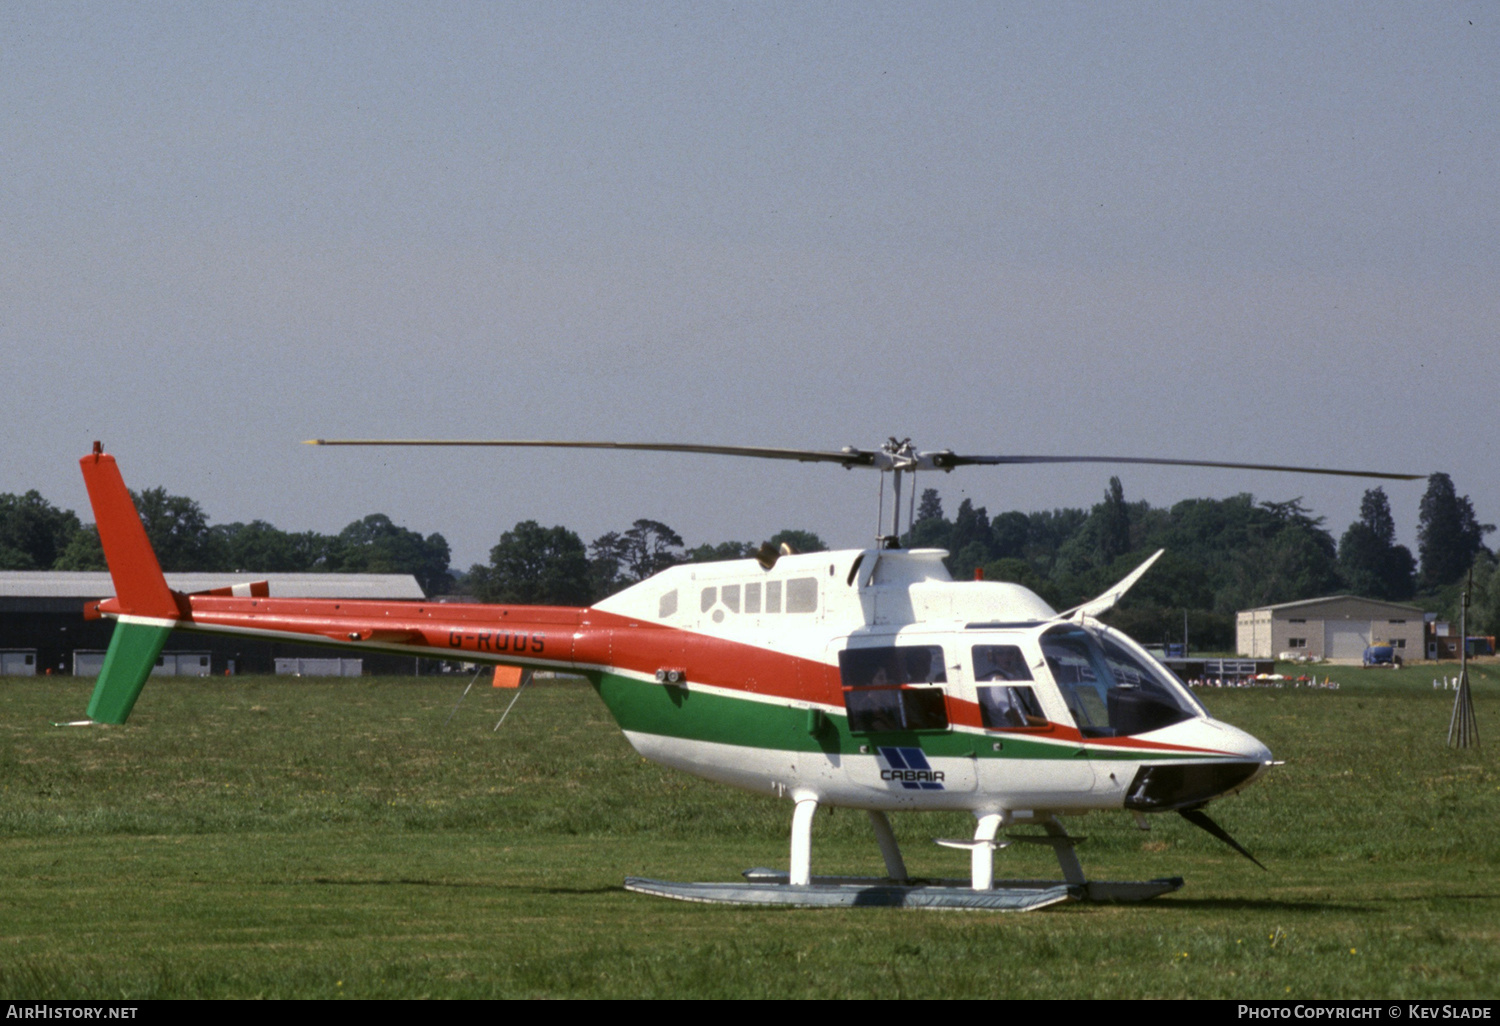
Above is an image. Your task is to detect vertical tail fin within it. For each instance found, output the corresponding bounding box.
[88,622,174,724]
[79,443,181,724]
[79,444,179,619]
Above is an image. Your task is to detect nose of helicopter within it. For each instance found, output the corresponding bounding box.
[1121,715,1275,812]
[1199,716,1273,764]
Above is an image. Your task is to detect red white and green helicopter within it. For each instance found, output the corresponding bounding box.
[77,439,1418,910]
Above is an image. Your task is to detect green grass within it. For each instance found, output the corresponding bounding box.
[1,665,1496,998]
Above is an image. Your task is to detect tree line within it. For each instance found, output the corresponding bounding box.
[902,473,1495,648]
[2,473,1493,647]
[0,488,454,596]
[0,486,826,609]
[466,521,827,606]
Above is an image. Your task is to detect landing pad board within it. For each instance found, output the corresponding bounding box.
[624,874,1183,910]
[625,876,1073,910]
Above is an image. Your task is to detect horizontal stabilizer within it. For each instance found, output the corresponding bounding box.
[321,628,426,644]
[319,624,429,642]
[190,580,271,598]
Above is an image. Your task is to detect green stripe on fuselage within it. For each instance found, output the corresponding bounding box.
[592,672,1131,760]
[86,621,174,724]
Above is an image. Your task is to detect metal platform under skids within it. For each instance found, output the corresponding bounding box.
[626,872,1182,910]
[625,803,1184,910]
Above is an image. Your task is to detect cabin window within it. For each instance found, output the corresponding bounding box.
[745,581,762,614]
[971,645,1032,682]
[841,646,948,687]
[786,577,817,613]
[971,645,1044,730]
[659,589,678,618]
[839,645,949,733]
[721,584,741,613]
[765,580,782,613]
[700,587,717,613]
[1041,626,1197,738]
[977,685,1048,730]
[1044,636,1110,733]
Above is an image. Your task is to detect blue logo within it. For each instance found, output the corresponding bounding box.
[877,746,945,790]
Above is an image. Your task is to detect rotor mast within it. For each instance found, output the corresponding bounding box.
[873,438,929,548]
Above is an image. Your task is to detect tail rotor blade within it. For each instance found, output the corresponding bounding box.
[1179,808,1266,870]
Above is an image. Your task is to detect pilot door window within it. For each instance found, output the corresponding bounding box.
[1040,626,1196,738]
[970,644,1048,730]
[838,645,950,733]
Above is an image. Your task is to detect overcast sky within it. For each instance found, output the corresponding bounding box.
[3,3,1495,569]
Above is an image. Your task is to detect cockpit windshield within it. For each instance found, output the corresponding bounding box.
[1040,624,1201,737]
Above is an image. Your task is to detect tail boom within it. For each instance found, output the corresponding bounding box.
[76,445,813,725]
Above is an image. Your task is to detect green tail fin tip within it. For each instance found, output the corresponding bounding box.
[86,621,173,724]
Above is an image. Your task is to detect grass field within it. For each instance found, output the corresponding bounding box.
[2,662,1497,999]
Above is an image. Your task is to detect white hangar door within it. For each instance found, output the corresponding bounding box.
[1324,621,1369,660]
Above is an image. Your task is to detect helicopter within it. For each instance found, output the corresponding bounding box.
[76,439,1419,910]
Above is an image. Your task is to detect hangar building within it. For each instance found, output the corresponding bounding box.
[0,571,427,676]
[1235,595,1426,662]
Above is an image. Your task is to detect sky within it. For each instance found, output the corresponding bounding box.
[3,2,1495,571]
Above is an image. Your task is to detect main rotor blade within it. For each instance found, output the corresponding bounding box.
[1179,808,1267,870]
[305,439,875,467]
[306,440,1418,482]
[940,453,1419,481]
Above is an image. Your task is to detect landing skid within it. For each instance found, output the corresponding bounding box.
[624,873,1181,910]
[623,803,1184,910]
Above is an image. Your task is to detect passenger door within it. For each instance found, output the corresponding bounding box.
[969,640,1096,801]
[833,638,977,795]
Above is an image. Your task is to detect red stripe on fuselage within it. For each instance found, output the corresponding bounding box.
[97,594,840,706]
[96,593,1233,755]
[941,695,1239,756]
